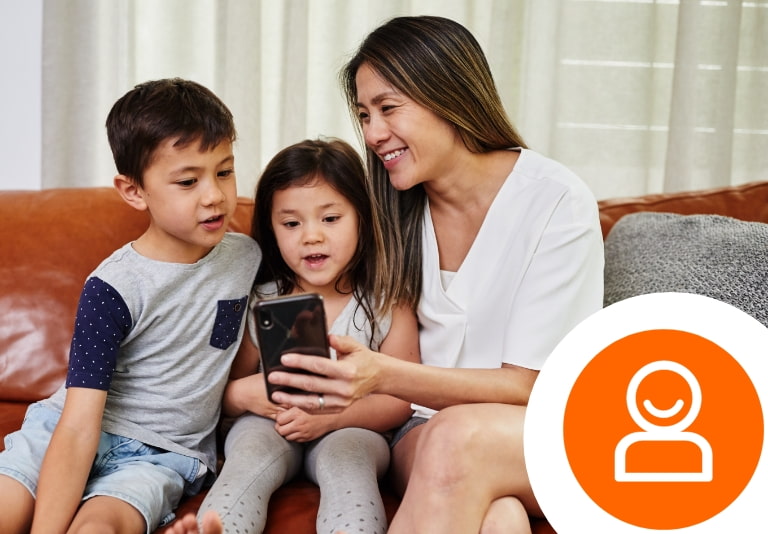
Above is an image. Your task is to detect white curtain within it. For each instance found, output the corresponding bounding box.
[42,0,767,200]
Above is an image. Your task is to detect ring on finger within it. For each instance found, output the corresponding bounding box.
[318,393,325,410]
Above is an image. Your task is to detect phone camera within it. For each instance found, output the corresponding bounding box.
[258,309,274,329]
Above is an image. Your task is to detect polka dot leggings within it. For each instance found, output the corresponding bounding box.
[198,414,389,534]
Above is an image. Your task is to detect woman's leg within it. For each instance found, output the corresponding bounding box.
[480,497,532,534]
[305,428,390,534]
[389,404,538,534]
[198,414,302,534]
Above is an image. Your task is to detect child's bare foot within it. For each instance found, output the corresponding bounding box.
[164,510,223,534]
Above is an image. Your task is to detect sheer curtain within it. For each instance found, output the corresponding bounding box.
[42,0,767,200]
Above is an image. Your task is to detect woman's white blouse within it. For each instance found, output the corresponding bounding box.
[414,149,604,419]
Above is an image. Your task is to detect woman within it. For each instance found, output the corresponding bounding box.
[269,15,604,534]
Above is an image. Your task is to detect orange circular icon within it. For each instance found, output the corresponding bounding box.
[563,329,763,530]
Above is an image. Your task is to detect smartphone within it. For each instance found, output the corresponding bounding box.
[253,293,330,402]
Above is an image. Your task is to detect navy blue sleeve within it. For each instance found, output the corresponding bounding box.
[66,277,132,390]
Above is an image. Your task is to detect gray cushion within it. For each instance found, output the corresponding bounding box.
[603,212,768,327]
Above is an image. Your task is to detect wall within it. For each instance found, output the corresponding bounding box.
[0,0,42,190]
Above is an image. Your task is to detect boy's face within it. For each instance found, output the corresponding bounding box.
[135,138,237,263]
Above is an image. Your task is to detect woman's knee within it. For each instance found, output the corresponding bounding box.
[480,497,532,534]
[411,404,528,488]
[419,404,525,457]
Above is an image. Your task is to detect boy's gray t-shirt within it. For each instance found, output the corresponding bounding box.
[43,232,261,473]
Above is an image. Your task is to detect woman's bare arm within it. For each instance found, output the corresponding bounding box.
[269,334,537,413]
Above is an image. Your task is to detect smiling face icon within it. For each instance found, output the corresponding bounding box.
[629,360,701,432]
[615,360,712,482]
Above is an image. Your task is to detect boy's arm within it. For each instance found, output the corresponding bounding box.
[31,387,107,534]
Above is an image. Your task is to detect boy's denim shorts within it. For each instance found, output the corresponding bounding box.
[0,402,205,532]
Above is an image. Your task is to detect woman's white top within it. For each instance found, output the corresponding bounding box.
[414,149,604,419]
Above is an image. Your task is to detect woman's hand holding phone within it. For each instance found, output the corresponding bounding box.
[254,293,331,403]
[269,334,384,412]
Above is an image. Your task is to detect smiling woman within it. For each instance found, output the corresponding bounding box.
[354,63,468,192]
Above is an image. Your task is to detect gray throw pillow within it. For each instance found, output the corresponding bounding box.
[603,212,768,328]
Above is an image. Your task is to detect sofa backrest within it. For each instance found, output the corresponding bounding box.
[598,181,768,238]
[2,182,767,403]
[0,187,255,402]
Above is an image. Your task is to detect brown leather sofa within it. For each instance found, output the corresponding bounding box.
[2,181,768,533]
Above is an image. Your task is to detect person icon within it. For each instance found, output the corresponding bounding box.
[614,360,713,482]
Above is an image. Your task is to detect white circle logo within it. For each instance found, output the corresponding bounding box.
[525,293,766,532]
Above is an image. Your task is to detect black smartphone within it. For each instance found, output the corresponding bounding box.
[253,293,330,402]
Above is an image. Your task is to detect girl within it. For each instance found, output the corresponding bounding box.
[175,138,419,534]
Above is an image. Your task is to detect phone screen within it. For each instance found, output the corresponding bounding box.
[253,293,330,401]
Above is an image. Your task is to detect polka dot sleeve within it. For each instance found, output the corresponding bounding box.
[65,277,131,390]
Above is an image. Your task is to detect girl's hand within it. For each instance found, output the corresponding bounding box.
[225,372,287,419]
[247,374,289,419]
[268,334,382,412]
[274,407,334,442]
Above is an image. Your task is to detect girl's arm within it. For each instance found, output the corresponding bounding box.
[336,303,420,430]
[31,387,107,534]
[273,304,420,442]
[222,328,283,419]
[228,324,260,380]
[314,303,420,432]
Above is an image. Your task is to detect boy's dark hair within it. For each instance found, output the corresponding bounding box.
[106,78,236,187]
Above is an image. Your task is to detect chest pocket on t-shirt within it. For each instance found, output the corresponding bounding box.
[210,296,248,350]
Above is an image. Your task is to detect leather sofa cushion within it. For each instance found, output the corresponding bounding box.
[0,189,148,401]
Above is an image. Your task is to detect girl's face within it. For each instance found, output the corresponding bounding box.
[271,177,359,297]
[354,62,465,190]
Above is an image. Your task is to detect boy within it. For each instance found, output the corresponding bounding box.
[0,78,261,534]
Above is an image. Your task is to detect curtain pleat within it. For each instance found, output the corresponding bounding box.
[41,0,768,199]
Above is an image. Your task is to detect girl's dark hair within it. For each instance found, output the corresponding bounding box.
[106,78,236,187]
[252,138,390,345]
[340,16,527,310]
